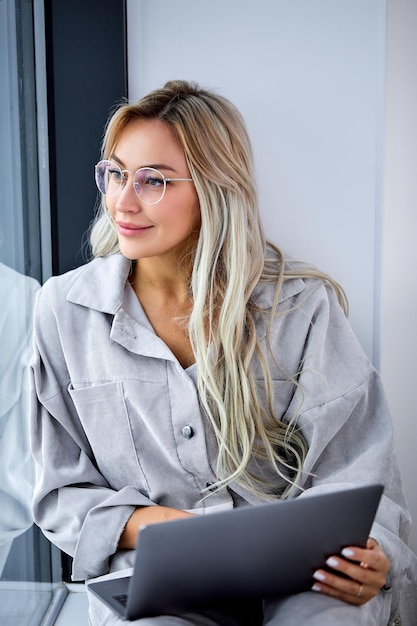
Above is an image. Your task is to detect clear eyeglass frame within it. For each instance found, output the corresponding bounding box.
[95,159,193,205]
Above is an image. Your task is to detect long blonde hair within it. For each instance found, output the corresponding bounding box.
[90,80,347,498]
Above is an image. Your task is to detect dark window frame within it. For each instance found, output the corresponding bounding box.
[44,0,128,276]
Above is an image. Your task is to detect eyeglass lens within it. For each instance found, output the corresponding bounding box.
[95,160,166,204]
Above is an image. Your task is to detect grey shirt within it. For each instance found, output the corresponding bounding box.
[30,254,417,604]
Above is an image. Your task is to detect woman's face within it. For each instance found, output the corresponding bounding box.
[105,118,201,263]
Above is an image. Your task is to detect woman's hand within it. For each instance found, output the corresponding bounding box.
[311,537,390,605]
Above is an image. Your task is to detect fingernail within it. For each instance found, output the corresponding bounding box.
[342,548,355,557]
[313,570,326,581]
[326,557,339,568]
[311,584,322,592]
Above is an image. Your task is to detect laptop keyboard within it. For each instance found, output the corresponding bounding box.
[113,593,128,607]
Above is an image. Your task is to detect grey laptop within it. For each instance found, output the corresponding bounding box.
[88,484,383,621]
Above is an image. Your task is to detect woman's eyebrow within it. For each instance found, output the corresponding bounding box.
[110,153,176,172]
[147,164,177,173]
[110,153,124,166]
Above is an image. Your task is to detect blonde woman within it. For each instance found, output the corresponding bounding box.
[31,81,416,625]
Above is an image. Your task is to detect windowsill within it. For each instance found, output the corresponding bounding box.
[0,581,88,626]
[0,581,60,624]
[53,583,89,626]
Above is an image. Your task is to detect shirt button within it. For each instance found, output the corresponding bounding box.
[181,425,194,439]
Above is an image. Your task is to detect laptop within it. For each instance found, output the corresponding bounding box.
[88,484,383,621]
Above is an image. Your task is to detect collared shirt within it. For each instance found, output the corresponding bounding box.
[30,254,417,606]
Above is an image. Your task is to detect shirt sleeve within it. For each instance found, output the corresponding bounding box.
[30,290,157,581]
[282,282,417,595]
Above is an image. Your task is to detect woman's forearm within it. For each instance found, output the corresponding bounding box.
[119,505,195,550]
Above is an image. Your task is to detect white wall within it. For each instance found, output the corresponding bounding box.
[381,0,417,553]
[127,0,416,550]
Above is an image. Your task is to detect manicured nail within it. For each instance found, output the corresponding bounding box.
[313,570,326,581]
[311,584,322,592]
[326,557,339,568]
[342,548,355,557]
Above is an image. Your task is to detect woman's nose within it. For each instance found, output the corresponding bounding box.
[114,179,141,212]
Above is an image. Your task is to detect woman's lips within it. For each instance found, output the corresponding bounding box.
[116,222,154,237]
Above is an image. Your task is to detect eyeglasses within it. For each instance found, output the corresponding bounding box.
[95,160,193,205]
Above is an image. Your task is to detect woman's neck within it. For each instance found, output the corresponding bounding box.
[130,257,195,368]
[130,256,191,304]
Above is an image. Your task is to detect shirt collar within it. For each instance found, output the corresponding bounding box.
[66,254,132,314]
[66,253,306,314]
[251,276,306,309]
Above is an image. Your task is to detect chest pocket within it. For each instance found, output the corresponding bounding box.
[68,379,169,493]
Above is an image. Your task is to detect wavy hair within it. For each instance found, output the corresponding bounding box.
[90,80,347,499]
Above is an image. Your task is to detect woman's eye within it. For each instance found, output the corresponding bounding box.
[145,176,164,187]
[109,168,123,181]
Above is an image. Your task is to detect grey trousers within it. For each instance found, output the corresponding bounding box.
[87,582,393,626]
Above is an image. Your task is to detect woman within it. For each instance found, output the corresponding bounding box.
[30,80,416,625]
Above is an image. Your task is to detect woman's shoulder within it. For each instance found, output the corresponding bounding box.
[254,245,347,315]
